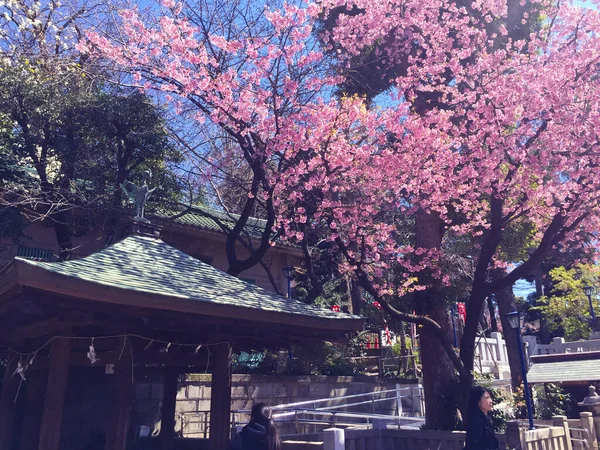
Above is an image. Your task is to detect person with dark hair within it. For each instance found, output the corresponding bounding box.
[230,403,281,450]
[464,386,499,450]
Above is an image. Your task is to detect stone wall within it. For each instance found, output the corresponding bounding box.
[131,374,421,439]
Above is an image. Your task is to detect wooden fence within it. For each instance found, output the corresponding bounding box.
[281,414,598,450]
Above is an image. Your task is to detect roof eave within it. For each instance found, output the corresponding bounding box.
[11,262,364,334]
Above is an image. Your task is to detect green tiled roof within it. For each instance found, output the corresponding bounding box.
[527,353,600,383]
[15,235,359,323]
[154,206,269,240]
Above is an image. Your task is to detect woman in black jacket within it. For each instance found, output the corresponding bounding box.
[464,386,499,450]
[230,403,281,450]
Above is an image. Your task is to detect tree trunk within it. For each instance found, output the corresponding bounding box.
[420,305,460,429]
[414,209,461,428]
[535,267,552,344]
[399,321,409,374]
[349,278,362,315]
[492,269,523,389]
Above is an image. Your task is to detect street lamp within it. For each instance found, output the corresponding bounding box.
[282,265,293,299]
[451,303,458,348]
[505,310,535,430]
[583,285,596,324]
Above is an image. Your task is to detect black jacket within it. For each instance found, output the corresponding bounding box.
[230,421,269,450]
[465,410,499,450]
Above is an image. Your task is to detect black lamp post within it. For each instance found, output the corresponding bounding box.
[451,303,458,348]
[583,285,596,324]
[505,310,535,430]
[282,265,293,299]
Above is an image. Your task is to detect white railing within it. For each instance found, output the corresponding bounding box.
[475,332,510,363]
[527,336,600,356]
[474,334,600,367]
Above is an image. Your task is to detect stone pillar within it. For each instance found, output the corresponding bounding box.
[323,427,345,450]
[491,332,505,362]
[579,412,598,450]
[552,415,573,450]
[505,420,525,450]
[552,337,566,353]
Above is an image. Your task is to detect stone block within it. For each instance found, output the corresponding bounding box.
[188,384,202,399]
[197,399,212,411]
[176,400,198,413]
[231,386,247,398]
[289,383,310,398]
[186,421,201,432]
[203,386,211,399]
[334,388,348,398]
[232,398,252,410]
[309,383,334,397]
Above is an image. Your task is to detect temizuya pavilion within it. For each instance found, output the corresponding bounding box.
[0,221,363,450]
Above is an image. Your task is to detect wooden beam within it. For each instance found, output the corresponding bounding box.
[209,342,232,450]
[20,370,47,450]
[10,317,63,342]
[38,338,71,450]
[105,338,134,450]
[0,358,20,449]
[159,367,179,450]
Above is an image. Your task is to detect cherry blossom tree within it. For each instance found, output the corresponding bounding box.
[84,0,600,426]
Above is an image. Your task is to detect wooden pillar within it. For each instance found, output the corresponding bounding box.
[105,338,134,450]
[159,367,179,450]
[38,338,71,450]
[209,342,232,450]
[0,358,20,450]
[20,370,47,450]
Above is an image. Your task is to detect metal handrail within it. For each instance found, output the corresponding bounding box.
[267,386,420,410]
[272,409,425,422]
[179,385,425,437]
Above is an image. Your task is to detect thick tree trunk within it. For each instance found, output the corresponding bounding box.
[420,305,460,429]
[349,278,362,315]
[492,269,523,389]
[414,209,461,428]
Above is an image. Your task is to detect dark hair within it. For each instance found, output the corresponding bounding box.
[468,386,493,417]
[250,403,281,450]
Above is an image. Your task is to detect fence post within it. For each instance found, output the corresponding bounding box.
[579,412,598,450]
[553,415,573,450]
[505,420,525,450]
[323,428,345,450]
[395,383,403,425]
[491,332,505,362]
[552,337,566,353]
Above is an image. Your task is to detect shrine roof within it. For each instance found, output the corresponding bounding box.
[1,235,362,332]
[527,351,600,383]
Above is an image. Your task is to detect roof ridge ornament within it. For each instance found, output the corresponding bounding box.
[121,171,156,223]
[121,171,162,238]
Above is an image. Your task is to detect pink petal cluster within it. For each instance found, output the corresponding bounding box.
[84,0,600,297]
